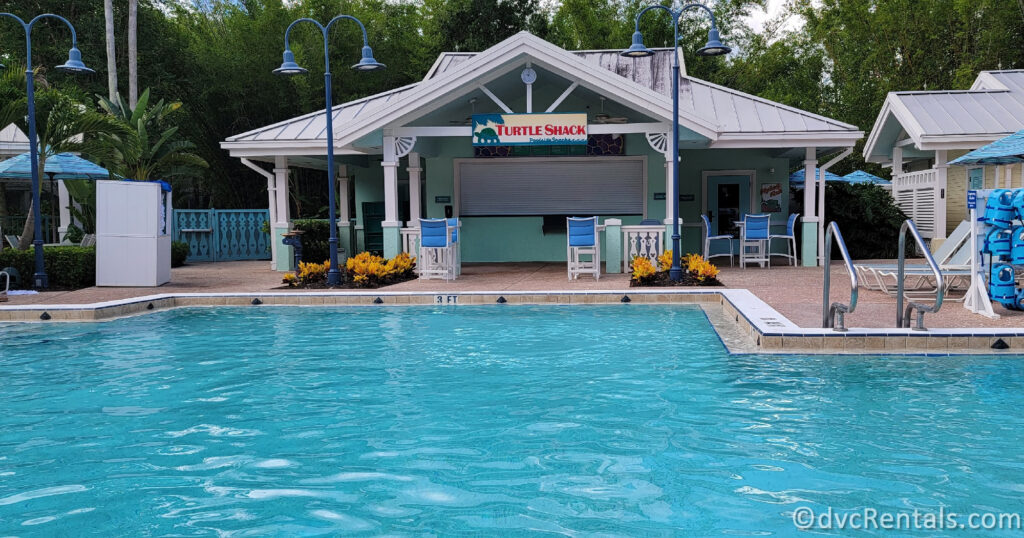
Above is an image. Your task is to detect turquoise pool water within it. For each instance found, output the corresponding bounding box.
[1,305,1022,535]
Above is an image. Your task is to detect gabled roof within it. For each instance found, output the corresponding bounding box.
[0,124,29,157]
[427,48,857,136]
[864,70,1024,164]
[224,32,860,158]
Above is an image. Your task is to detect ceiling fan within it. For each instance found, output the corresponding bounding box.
[450,97,477,125]
[593,97,628,124]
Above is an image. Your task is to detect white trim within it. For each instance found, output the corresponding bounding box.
[331,32,721,147]
[478,84,513,113]
[452,155,648,219]
[710,132,862,149]
[700,169,758,226]
[545,81,579,113]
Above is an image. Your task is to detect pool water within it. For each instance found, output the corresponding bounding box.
[1,305,1022,535]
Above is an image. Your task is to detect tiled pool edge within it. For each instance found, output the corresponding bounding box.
[2,289,1022,355]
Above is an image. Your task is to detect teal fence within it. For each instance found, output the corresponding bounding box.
[172,209,270,262]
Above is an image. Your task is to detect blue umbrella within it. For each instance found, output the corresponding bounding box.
[948,130,1024,166]
[0,151,110,180]
[843,170,890,185]
[789,168,844,187]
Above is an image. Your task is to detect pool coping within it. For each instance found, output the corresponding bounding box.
[2,289,1022,355]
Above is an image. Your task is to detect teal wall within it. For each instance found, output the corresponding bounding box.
[354,137,792,262]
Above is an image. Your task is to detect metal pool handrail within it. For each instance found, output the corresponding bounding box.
[896,219,944,330]
[823,221,858,331]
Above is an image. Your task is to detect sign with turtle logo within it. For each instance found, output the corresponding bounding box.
[471,113,587,146]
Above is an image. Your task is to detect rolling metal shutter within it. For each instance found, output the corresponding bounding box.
[457,157,645,216]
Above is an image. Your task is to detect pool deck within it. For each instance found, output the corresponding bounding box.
[2,260,1022,354]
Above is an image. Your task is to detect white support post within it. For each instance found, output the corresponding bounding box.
[57,181,71,241]
[337,165,350,223]
[271,155,292,271]
[801,147,818,267]
[407,152,422,226]
[382,133,401,258]
[934,150,948,240]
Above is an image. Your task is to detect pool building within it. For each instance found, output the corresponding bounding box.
[222,32,862,271]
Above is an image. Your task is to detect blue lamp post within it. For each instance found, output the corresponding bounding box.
[0,13,94,289]
[622,4,729,281]
[274,16,384,286]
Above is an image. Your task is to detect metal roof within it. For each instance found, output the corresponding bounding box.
[225,84,418,144]
[225,34,859,153]
[0,124,29,157]
[428,48,857,134]
[865,70,1024,163]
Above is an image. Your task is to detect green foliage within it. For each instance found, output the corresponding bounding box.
[63,179,97,234]
[0,246,96,290]
[171,240,191,267]
[97,88,208,181]
[292,218,330,263]
[822,183,909,259]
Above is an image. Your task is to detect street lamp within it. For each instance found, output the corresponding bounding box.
[622,4,729,281]
[274,16,384,286]
[0,13,94,289]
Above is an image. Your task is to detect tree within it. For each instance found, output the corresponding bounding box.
[12,88,126,249]
[97,88,208,182]
[104,0,117,101]
[128,0,139,107]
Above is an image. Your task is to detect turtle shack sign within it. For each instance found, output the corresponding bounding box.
[471,113,587,146]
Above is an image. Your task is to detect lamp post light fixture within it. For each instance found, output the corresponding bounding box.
[622,4,729,281]
[274,16,385,286]
[1,13,94,289]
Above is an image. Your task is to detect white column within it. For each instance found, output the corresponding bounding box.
[802,148,817,220]
[663,157,673,222]
[337,164,350,223]
[934,150,948,240]
[273,155,290,225]
[382,133,401,258]
[407,152,422,226]
[801,147,818,267]
[57,181,72,241]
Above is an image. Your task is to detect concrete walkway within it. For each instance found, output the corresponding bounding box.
[4,259,1021,329]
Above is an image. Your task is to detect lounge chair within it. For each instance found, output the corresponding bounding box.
[567,216,600,281]
[854,220,971,291]
[701,214,733,267]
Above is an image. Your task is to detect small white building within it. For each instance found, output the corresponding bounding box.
[864,70,1024,245]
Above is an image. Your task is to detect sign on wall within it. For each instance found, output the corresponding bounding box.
[760,183,783,213]
[472,113,587,146]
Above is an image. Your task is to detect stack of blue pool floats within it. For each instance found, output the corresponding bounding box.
[982,189,1024,310]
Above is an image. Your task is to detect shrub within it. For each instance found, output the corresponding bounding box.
[0,246,95,289]
[629,250,722,287]
[292,219,331,263]
[346,251,416,287]
[171,241,191,267]
[793,183,908,259]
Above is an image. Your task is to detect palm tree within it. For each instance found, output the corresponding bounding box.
[97,88,207,182]
[128,0,138,108]
[16,90,127,250]
[104,0,117,101]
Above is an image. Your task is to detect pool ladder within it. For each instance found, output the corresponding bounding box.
[896,219,943,330]
[823,222,858,331]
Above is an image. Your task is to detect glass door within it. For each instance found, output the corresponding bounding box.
[706,174,752,241]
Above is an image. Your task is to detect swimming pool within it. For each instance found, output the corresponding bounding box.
[1,305,1022,534]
